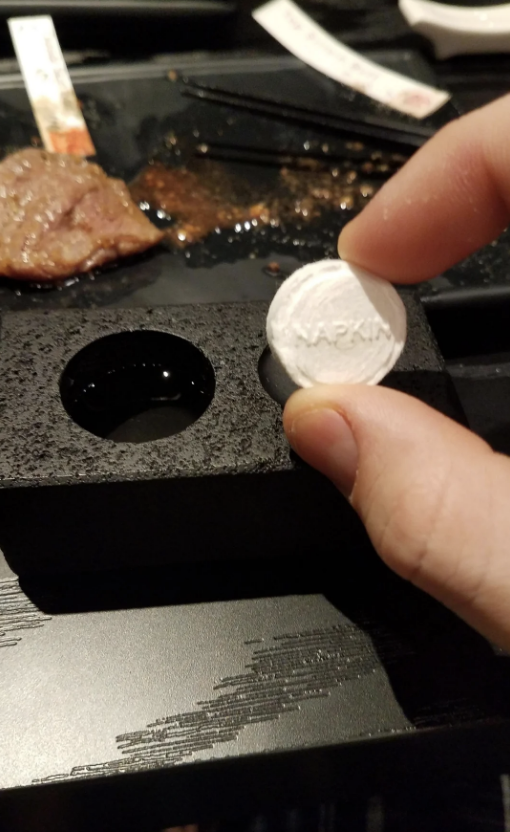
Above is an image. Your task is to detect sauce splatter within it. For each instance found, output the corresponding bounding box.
[130,149,401,251]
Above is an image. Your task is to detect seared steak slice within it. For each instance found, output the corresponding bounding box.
[0,149,163,281]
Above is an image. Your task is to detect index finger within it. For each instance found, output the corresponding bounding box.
[338,93,510,283]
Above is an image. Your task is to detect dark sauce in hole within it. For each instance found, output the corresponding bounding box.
[60,330,215,443]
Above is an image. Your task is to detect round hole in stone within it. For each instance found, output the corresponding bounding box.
[60,331,215,443]
[258,345,299,407]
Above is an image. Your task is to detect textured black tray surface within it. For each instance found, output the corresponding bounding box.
[0,292,464,575]
[0,293,449,490]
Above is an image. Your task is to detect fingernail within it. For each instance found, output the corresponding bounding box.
[288,408,359,498]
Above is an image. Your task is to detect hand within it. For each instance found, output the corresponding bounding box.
[283,93,510,651]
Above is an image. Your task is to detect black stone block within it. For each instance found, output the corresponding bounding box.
[0,293,464,575]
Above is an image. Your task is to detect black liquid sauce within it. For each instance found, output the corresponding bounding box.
[60,331,215,443]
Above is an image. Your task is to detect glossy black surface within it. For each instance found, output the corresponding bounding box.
[60,330,216,442]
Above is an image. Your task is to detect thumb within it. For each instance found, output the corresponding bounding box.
[283,385,510,651]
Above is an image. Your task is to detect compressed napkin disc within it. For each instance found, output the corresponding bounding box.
[266,259,407,388]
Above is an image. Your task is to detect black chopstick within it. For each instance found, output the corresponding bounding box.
[184,79,435,139]
[181,80,436,151]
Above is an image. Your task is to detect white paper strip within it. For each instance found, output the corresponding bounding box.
[253,0,450,119]
[8,15,95,155]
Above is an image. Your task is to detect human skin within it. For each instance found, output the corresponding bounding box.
[283,93,510,651]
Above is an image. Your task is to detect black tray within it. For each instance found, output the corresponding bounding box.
[0,292,462,576]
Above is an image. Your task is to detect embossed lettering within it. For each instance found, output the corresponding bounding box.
[295,317,392,347]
